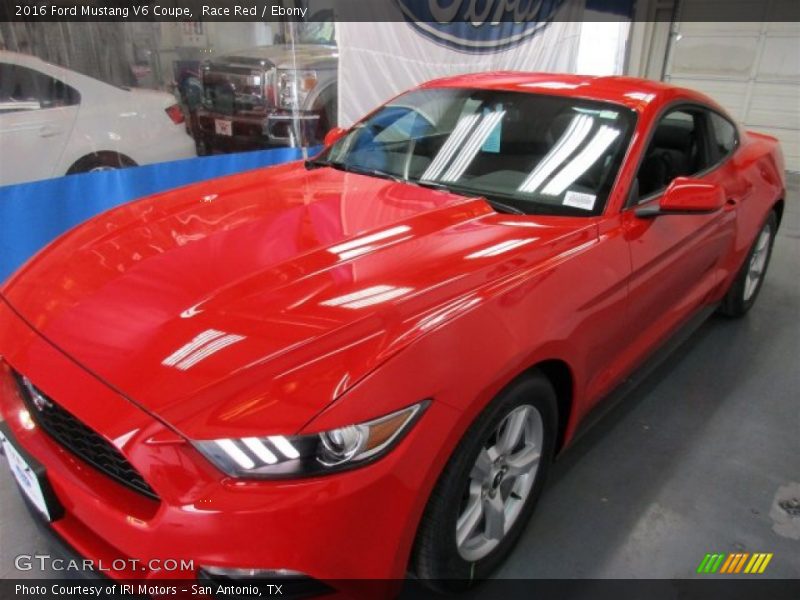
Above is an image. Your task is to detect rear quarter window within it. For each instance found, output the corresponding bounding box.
[709,112,738,160]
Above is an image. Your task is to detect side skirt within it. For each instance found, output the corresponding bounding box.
[563,303,719,454]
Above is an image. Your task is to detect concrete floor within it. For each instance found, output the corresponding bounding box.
[1,178,798,583]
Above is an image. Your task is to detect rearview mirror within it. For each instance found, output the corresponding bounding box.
[636,177,726,218]
[323,127,347,147]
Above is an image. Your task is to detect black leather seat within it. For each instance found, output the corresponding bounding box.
[637,121,698,197]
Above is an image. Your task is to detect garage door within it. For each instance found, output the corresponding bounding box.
[664,4,800,172]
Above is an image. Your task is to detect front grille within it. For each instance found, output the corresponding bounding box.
[202,70,269,115]
[14,373,159,500]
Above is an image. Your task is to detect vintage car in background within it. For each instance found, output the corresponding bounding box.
[193,43,337,154]
[0,51,196,187]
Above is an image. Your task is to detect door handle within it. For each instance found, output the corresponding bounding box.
[39,125,62,138]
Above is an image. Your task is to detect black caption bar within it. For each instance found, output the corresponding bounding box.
[1,0,799,23]
[3,579,800,599]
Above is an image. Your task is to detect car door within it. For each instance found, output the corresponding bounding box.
[0,62,80,186]
[621,105,737,361]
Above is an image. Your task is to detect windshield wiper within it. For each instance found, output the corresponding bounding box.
[304,160,402,183]
[304,158,333,170]
[340,164,403,182]
[411,180,525,215]
[482,198,525,215]
[304,163,524,215]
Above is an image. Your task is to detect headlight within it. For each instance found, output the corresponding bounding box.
[194,401,429,479]
[277,69,318,110]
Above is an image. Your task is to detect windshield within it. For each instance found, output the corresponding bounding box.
[319,88,636,216]
[296,20,336,45]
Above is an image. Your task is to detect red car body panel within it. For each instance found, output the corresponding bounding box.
[0,73,786,587]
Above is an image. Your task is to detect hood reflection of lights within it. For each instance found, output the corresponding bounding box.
[321,285,413,309]
[328,225,411,260]
[161,328,246,371]
[418,297,481,331]
[466,238,536,259]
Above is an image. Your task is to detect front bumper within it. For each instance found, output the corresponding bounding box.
[0,299,447,595]
[194,108,322,153]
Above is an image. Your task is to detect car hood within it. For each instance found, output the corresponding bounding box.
[1,164,595,439]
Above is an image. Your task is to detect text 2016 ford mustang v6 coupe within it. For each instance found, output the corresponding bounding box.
[0,73,785,594]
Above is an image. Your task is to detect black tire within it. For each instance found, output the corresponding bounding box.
[411,372,558,592]
[719,210,777,318]
[66,152,136,175]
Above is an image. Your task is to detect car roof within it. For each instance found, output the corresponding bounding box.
[418,71,719,114]
[0,50,50,68]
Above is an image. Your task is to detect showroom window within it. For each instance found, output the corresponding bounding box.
[0,64,80,113]
[634,108,713,200]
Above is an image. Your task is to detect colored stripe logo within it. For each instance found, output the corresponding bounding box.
[697,552,773,574]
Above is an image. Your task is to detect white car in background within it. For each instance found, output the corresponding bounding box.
[0,51,196,187]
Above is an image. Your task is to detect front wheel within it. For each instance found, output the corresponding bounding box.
[719,210,777,317]
[411,372,557,591]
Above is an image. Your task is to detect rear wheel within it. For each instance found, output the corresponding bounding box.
[411,372,557,592]
[719,210,777,317]
[66,152,136,175]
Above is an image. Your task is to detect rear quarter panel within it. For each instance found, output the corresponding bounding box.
[714,130,786,294]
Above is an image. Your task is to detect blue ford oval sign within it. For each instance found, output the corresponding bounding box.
[395,0,566,53]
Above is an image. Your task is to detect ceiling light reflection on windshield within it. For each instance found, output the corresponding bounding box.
[421,112,481,181]
[541,125,620,196]
[466,238,536,259]
[441,110,506,182]
[518,114,594,194]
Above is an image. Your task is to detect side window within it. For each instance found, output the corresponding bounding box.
[708,112,737,161]
[0,63,79,113]
[635,108,712,201]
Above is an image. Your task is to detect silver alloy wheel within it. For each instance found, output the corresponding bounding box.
[743,223,772,301]
[456,404,543,561]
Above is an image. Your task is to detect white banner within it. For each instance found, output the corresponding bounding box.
[336,1,630,127]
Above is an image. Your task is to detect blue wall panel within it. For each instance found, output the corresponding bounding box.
[0,147,315,283]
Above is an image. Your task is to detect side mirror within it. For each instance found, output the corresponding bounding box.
[635,177,726,218]
[323,127,347,147]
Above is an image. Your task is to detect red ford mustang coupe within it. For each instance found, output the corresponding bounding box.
[0,73,785,594]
